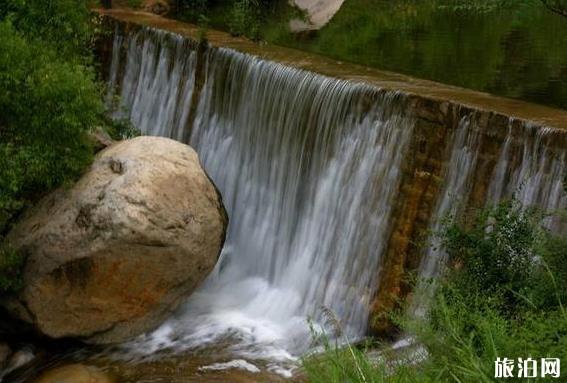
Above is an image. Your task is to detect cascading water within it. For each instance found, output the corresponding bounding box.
[415,119,567,291]
[104,23,567,376]
[110,28,197,140]
[410,115,481,318]
[413,119,567,318]
[107,26,413,373]
[487,123,566,231]
[417,115,481,282]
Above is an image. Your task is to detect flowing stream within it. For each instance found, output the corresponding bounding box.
[103,25,567,377]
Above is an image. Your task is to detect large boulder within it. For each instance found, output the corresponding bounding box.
[4,136,227,344]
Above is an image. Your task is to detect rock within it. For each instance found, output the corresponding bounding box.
[1,346,35,379]
[0,342,11,370]
[34,364,114,383]
[89,127,114,153]
[142,0,170,15]
[290,0,345,31]
[4,136,227,344]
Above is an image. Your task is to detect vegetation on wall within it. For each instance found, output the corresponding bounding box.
[304,202,567,382]
[0,1,109,292]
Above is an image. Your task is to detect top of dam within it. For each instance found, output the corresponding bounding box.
[98,8,567,131]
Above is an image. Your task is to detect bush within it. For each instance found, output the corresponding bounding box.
[0,3,108,288]
[0,0,94,59]
[303,202,567,382]
[0,21,103,231]
[104,117,141,140]
[229,0,262,39]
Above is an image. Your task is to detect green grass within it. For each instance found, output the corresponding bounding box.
[303,202,567,382]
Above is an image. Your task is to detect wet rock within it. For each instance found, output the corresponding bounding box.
[34,364,114,383]
[4,136,227,344]
[1,346,35,379]
[0,342,11,370]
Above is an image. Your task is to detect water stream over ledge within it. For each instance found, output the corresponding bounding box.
[10,16,566,382]
[106,26,416,377]
[96,23,566,379]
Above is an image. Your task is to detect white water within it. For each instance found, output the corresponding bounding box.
[106,25,567,373]
[418,115,481,281]
[413,118,567,317]
[111,29,197,140]
[107,27,413,369]
[487,123,566,231]
[410,115,481,317]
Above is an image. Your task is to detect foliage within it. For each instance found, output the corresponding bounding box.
[0,21,102,231]
[0,2,110,289]
[540,0,567,17]
[0,244,24,294]
[228,0,262,38]
[440,202,567,315]
[0,0,95,59]
[176,0,281,40]
[303,202,567,382]
[303,336,422,383]
[104,117,141,140]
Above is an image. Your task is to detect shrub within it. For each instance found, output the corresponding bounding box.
[0,21,103,231]
[0,3,108,288]
[229,0,262,39]
[303,202,567,382]
[104,117,141,140]
[0,0,94,59]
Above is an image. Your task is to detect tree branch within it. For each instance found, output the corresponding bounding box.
[540,0,567,18]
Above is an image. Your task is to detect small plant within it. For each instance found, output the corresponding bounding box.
[104,117,141,140]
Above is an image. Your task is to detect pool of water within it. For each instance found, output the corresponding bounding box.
[261,0,567,110]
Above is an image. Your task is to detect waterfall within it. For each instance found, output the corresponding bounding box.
[418,115,481,281]
[107,26,413,369]
[108,28,198,140]
[413,119,567,317]
[487,124,566,231]
[105,24,567,372]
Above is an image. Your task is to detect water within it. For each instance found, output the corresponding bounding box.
[487,123,567,231]
[264,0,567,110]
[411,115,481,317]
[108,26,414,374]
[413,119,567,317]
[109,28,197,140]
[99,23,566,379]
